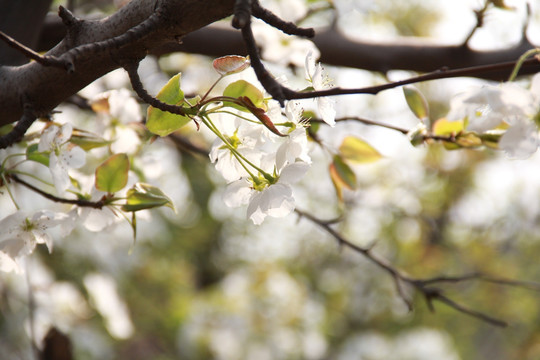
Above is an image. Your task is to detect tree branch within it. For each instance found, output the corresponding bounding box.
[295,208,540,327]
[0,0,236,128]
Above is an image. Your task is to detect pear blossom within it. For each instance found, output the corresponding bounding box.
[447,74,540,159]
[38,123,86,194]
[223,162,310,225]
[209,114,270,182]
[305,51,336,126]
[91,88,142,125]
[0,210,69,273]
[90,89,143,154]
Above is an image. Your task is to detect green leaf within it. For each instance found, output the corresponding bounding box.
[70,133,112,151]
[339,136,382,163]
[121,183,175,212]
[223,80,266,112]
[404,86,429,121]
[26,144,49,166]
[480,132,502,149]
[95,153,130,193]
[433,118,464,136]
[146,73,191,136]
[329,156,357,201]
[213,55,251,75]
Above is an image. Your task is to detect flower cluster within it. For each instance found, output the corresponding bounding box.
[447,74,540,159]
[211,101,311,225]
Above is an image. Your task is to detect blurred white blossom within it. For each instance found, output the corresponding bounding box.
[0,210,70,273]
[305,51,336,126]
[38,123,86,194]
[447,74,540,159]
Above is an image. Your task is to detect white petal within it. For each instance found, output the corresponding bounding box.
[0,251,22,273]
[305,51,317,81]
[223,180,252,207]
[499,119,538,159]
[38,125,60,152]
[60,144,86,169]
[318,97,336,126]
[279,162,310,184]
[50,152,71,194]
[264,183,295,217]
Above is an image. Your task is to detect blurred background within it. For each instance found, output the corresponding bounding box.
[1,0,539,359]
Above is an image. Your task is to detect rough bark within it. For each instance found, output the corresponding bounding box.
[0,0,235,127]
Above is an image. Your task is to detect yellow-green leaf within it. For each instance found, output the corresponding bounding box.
[433,118,464,136]
[26,144,49,166]
[121,183,176,212]
[70,133,112,151]
[95,153,130,193]
[404,86,429,121]
[223,80,266,112]
[146,73,190,136]
[339,136,382,163]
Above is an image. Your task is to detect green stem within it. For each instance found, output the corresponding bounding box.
[1,174,20,210]
[508,49,540,82]
[200,115,273,183]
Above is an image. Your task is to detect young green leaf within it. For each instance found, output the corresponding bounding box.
[404,86,429,121]
[432,118,464,136]
[339,136,382,163]
[121,183,176,212]
[223,80,266,112]
[70,133,113,151]
[213,55,251,76]
[95,153,130,193]
[26,144,50,166]
[146,73,191,136]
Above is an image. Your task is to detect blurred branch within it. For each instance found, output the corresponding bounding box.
[37,15,540,80]
[295,208,539,327]
[9,174,106,209]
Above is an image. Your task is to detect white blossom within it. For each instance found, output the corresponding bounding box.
[38,123,86,194]
[0,210,69,273]
[209,114,269,182]
[447,74,540,158]
[305,51,336,126]
[224,162,310,225]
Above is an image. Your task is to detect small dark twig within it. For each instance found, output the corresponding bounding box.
[0,30,70,69]
[124,61,190,116]
[461,1,489,46]
[252,2,315,38]
[240,23,294,105]
[0,104,36,149]
[232,0,253,29]
[169,134,209,157]
[9,174,106,209]
[435,293,507,327]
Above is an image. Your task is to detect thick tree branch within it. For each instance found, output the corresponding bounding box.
[38,17,540,79]
[0,0,235,128]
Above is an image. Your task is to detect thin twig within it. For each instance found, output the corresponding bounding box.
[124,61,192,116]
[252,1,315,38]
[295,208,521,327]
[0,30,70,69]
[9,174,106,208]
